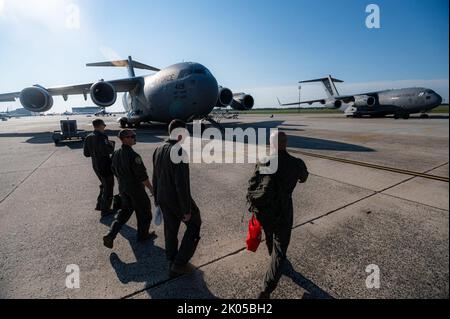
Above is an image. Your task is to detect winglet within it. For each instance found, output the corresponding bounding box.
[277,97,283,106]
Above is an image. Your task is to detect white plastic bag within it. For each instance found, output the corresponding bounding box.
[154,206,163,226]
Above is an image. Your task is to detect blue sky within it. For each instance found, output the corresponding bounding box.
[0,0,448,112]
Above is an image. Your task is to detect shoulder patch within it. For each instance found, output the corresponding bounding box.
[135,156,143,165]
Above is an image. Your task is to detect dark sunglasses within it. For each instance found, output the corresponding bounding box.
[125,134,136,139]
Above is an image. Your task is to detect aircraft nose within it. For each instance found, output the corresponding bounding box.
[435,93,443,105]
[195,76,219,116]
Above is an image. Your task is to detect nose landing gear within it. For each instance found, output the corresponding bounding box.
[118,118,135,128]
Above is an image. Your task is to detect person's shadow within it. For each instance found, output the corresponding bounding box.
[282,260,334,299]
[146,268,219,299]
[107,223,167,287]
[101,216,217,299]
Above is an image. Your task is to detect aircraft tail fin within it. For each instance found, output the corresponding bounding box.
[86,56,160,78]
[299,75,343,97]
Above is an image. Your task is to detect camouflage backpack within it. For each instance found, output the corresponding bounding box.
[246,164,281,231]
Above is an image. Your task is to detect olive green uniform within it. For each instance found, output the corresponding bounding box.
[152,140,201,266]
[83,130,115,211]
[254,150,309,294]
[107,145,152,241]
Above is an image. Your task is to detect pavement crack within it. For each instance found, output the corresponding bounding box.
[0,150,58,205]
[122,161,449,299]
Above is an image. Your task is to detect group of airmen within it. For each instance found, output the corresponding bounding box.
[83,118,308,299]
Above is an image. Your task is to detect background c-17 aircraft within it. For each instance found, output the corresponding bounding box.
[278,75,443,119]
[0,56,255,128]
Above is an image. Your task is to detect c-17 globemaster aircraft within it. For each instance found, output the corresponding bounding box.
[0,56,254,127]
[278,75,442,119]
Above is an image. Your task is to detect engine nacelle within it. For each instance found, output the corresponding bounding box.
[230,93,255,111]
[324,99,342,109]
[216,87,233,107]
[90,81,117,107]
[354,95,376,107]
[19,86,53,113]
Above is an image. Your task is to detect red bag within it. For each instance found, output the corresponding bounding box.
[246,214,262,252]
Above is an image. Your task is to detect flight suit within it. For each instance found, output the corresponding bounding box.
[107,145,152,241]
[152,140,201,266]
[83,130,115,212]
[254,150,309,294]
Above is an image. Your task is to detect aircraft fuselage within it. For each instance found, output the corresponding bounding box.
[121,62,219,125]
[342,87,443,118]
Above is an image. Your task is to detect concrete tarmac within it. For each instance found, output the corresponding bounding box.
[0,113,448,299]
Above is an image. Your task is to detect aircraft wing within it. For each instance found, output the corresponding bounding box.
[0,92,20,102]
[0,77,141,102]
[277,97,328,107]
[277,92,380,107]
[334,93,379,103]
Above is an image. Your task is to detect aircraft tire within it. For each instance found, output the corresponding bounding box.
[420,113,429,119]
[402,113,410,120]
[119,120,127,129]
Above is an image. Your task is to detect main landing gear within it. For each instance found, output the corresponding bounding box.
[394,112,410,120]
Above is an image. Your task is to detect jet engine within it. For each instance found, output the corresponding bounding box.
[324,99,342,109]
[19,85,54,112]
[216,87,234,107]
[230,93,255,111]
[354,95,376,107]
[90,81,117,107]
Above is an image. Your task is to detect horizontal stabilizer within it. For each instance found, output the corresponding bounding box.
[87,60,160,72]
[87,56,160,77]
[299,76,344,84]
[299,75,343,97]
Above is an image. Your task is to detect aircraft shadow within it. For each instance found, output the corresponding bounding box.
[105,130,164,144]
[0,130,164,146]
[0,132,86,149]
[213,120,374,152]
[0,120,374,152]
[282,260,334,299]
[426,115,449,119]
[100,217,217,299]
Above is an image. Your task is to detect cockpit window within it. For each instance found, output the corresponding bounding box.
[178,69,192,79]
[194,68,206,74]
